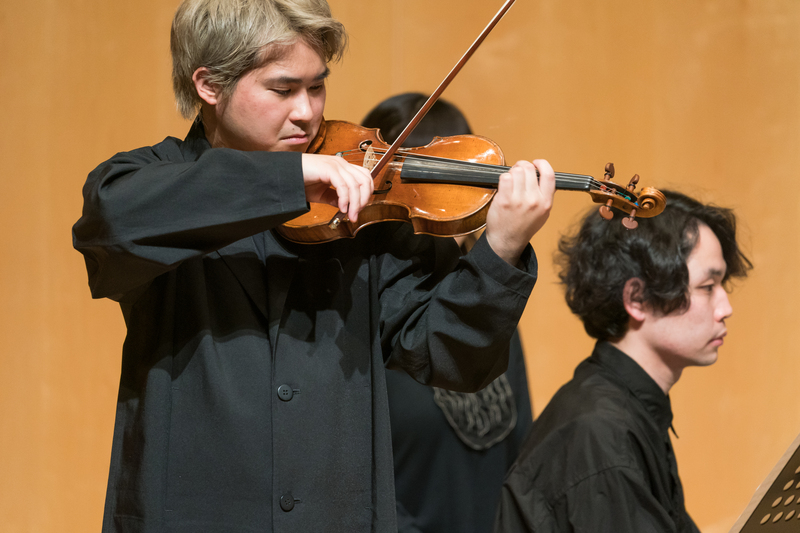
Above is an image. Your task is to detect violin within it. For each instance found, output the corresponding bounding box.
[275,119,667,244]
[277,0,666,244]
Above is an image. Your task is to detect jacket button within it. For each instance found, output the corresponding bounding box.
[277,385,293,401]
[280,492,295,512]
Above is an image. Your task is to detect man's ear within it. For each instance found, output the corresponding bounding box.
[192,67,221,106]
[622,278,648,322]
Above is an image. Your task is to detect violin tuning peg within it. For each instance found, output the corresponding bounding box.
[604,162,615,181]
[599,199,614,220]
[627,173,640,192]
[622,208,638,230]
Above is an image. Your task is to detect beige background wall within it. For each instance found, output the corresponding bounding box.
[2,0,798,531]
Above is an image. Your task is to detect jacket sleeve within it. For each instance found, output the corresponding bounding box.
[73,140,308,300]
[563,467,683,533]
[507,330,533,464]
[378,225,538,393]
[493,466,682,533]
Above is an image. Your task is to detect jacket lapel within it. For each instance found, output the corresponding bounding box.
[265,253,297,357]
[216,236,271,321]
[217,233,298,356]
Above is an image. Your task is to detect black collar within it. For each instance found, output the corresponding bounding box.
[590,341,674,434]
[181,117,212,161]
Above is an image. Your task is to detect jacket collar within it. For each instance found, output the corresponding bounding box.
[591,341,674,434]
[181,117,212,160]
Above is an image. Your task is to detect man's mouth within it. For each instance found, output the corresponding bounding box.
[282,133,309,144]
[711,331,727,346]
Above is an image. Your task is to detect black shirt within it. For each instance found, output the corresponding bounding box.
[494,342,701,533]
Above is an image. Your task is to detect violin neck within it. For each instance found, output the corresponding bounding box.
[399,158,595,191]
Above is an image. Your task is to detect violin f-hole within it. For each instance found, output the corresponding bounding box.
[373,181,392,195]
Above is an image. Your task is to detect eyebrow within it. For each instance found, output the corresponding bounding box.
[267,67,330,85]
[706,268,726,279]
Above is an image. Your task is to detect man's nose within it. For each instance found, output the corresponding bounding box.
[716,289,733,321]
[290,91,313,121]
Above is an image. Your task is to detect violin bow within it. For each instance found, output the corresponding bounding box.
[327,0,516,230]
[370,0,516,179]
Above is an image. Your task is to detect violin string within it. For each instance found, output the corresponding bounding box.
[339,158,611,193]
[336,149,632,196]
[339,155,608,192]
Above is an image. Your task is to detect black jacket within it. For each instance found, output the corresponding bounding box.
[73,121,539,533]
[494,342,701,533]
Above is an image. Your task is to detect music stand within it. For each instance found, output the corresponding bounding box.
[730,431,800,531]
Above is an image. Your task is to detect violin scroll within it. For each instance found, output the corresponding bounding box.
[590,162,666,229]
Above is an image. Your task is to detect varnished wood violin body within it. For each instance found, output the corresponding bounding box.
[278,120,500,243]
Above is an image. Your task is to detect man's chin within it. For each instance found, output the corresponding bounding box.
[696,351,719,367]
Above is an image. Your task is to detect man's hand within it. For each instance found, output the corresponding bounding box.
[301,153,375,222]
[485,159,555,266]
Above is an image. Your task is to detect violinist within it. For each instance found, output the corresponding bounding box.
[72,0,554,531]
[494,191,751,533]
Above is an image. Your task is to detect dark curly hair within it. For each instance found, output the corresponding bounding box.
[557,190,752,341]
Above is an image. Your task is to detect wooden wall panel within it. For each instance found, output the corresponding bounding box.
[1,0,798,531]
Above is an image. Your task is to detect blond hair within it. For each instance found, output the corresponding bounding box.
[171,0,347,119]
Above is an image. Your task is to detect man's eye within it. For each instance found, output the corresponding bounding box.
[272,89,291,96]
[310,84,325,92]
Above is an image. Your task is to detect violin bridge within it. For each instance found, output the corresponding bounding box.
[362,145,378,171]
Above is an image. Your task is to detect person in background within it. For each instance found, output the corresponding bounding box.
[72,1,557,530]
[493,191,751,532]
[362,92,534,533]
